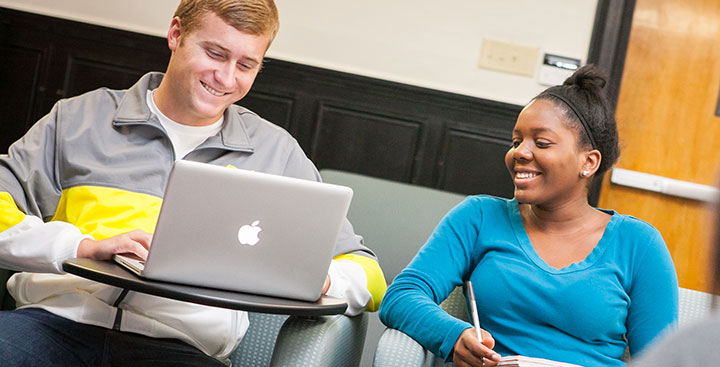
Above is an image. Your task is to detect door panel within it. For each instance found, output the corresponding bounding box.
[598,0,720,291]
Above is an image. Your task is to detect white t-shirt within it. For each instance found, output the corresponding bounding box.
[146,90,223,160]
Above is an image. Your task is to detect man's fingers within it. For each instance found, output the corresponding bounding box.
[322,275,331,294]
[126,229,153,249]
[129,244,149,260]
[77,230,153,261]
[114,239,150,261]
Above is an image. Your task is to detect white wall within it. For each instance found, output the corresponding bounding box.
[0,0,177,37]
[0,0,597,105]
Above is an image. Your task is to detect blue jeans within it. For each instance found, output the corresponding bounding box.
[0,308,226,366]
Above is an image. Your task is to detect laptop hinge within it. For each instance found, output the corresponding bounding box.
[112,288,130,330]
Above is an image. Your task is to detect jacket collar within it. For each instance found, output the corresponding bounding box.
[112,72,254,153]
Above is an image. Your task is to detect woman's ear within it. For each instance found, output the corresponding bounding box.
[581,149,602,178]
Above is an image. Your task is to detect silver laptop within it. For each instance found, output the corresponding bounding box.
[114,160,353,302]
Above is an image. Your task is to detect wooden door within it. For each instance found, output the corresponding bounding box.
[598,0,720,292]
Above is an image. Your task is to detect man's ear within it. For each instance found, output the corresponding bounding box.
[582,149,602,177]
[167,17,183,52]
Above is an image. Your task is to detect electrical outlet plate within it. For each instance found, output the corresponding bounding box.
[478,38,539,77]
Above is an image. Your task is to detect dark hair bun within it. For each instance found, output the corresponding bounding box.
[534,64,619,177]
[563,64,607,91]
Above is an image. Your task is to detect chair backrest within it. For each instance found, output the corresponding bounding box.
[320,169,466,367]
[678,287,716,327]
[320,169,466,285]
[440,286,469,322]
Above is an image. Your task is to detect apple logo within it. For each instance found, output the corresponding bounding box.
[237,220,262,246]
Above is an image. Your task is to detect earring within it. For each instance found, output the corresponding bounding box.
[581,170,590,177]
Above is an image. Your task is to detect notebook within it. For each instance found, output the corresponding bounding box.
[498,355,583,367]
[113,160,353,302]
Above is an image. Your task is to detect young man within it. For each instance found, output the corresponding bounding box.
[0,0,386,365]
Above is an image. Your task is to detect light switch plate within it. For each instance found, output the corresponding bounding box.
[478,38,539,77]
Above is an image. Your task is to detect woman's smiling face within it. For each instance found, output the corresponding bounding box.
[504,98,592,206]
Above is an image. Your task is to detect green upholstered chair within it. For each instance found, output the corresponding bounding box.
[231,312,368,367]
[320,169,467,367]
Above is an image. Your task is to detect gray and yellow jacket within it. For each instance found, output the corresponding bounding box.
[0,72,386,361]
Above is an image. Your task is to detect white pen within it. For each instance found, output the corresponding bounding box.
[465,280,485,365]
[464,280,482,341]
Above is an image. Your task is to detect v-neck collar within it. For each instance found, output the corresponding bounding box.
[507,198,621,274]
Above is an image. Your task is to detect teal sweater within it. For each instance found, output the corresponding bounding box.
[379,196,678,367]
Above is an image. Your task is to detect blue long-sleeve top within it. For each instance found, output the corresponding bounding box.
[379,195,678,367]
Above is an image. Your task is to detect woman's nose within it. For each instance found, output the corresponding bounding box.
[512,141,532,160]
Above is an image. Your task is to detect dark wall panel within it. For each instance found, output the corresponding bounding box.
[63,57,148,98]
[240,92,295,130]
[438,127,514,198]
[52,32,169,100]
[0,45,44,152]
[311,105,422,182]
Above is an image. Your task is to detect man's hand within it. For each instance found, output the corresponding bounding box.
[77,229,152,261]
[322,274,331,295]
[453,327,501,367]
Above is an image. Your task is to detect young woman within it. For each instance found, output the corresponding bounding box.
[379,65,678,367]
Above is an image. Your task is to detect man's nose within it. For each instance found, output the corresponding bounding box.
[214,62,235,90]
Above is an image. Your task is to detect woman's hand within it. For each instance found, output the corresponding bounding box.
[453,327,501,366]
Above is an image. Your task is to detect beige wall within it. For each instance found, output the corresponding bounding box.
[0,0,597,105]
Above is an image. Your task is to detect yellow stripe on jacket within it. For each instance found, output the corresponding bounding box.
[0,192,26,232]
[50,186,162,240]
[333,253,387,311]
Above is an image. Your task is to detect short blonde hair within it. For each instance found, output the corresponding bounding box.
[174,0,279,42]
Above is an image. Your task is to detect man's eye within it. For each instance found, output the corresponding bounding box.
[511,140,520,148]
[535,141,550,148]
[207,50,222,58]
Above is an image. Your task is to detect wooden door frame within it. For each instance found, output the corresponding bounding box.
[586,0,636,206]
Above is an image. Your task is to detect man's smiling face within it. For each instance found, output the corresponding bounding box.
[158,11,270,126]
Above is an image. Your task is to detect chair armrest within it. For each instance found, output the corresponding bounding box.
[270,313,368,367]
[373,328,429,367]
[230,313,288,367]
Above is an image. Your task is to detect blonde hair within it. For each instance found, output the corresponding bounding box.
[174,0,279,42]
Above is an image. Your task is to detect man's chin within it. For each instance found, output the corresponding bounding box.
[192,105,229,122]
